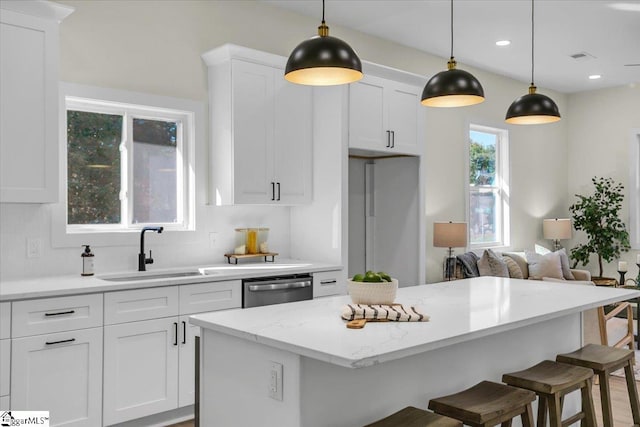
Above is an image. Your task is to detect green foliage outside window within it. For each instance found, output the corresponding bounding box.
[67,111,122,224]
[469,140,496,186]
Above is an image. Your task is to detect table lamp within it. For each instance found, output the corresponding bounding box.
[543,218,572,251]
[433,221,468,281]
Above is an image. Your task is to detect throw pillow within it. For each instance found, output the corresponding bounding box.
[502,256,524,279]
[557,248,575,280]
[534,245,575,280]
[478,249,509,277]
[525,250,564,280]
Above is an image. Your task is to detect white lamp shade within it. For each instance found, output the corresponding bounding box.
[543,218,572,240]
[433,222,468,248]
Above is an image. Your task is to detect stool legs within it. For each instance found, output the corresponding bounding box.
[580,378,597,427]
[624,360,640,425]
[522,404,534,427]
[597,371,614,427]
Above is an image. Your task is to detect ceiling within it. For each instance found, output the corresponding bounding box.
[264,0,640,93]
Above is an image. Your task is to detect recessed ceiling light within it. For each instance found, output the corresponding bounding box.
[588,74,602,80]
[495,40,511,46]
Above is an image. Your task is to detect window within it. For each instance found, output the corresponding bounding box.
[468,124,510,248]
[65,96,194,232]
[631,130,640,249]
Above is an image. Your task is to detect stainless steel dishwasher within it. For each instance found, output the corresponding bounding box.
[242,274,313,308]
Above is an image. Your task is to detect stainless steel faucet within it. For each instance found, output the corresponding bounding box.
[138,226,163,271]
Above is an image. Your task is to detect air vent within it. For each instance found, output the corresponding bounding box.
[569,52,596,61]
[624,63,640,67]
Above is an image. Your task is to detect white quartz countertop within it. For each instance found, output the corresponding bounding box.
[0,259,341,301]
[190,277,640,368]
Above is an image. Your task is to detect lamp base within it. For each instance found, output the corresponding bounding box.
[443,248,456,281]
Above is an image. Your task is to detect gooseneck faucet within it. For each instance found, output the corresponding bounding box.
[138,226,164,271]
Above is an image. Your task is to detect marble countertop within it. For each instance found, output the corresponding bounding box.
[0,259,342,301]
[190,277,640,369]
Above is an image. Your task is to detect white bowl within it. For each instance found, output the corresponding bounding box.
[347,278,398,305]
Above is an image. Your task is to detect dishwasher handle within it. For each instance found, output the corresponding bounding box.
[247,281,311,292]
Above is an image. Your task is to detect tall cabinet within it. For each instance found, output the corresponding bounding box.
[0,1,73,203]
[202,44,313,205]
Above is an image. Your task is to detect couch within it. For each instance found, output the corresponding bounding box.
[454,249,634,348]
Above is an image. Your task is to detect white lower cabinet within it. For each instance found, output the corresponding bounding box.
[103,317,179,426]
[178,315,200,407]
[10,327,102,426]
[1,338,10,405]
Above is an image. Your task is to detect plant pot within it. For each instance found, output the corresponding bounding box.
[591,277,618,287]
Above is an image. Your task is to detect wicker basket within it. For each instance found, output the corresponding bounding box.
[347,278,398,304]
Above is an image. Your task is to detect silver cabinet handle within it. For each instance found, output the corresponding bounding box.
[277,182,281,201]
[320,279,337,286]
[391,130,395,148]
[182,321,187,345]
[386,130,391,147]
[271,182,275,201]
[248,281,311,292]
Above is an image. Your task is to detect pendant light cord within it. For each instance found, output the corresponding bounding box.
[322,0,326,25]
[530,0,535,85]
[450,0,454,60]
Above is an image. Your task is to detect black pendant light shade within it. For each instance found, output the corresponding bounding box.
[285,1,362,86]
[421,0,485,108]
[421,59,485,107]
[505,0,560,124]
[505,85,560,124]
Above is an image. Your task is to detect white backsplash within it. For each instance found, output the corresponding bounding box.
[0,202,292,281]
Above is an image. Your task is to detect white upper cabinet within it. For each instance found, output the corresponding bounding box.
[349,73,423,156]
[0,1,73,203]
[203,44,312,205]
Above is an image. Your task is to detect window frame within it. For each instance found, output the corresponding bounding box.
[630,129,640,249]
[52,83,201,248]
[466,123,511,250]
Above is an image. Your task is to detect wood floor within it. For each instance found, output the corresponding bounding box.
[169,376,638,426]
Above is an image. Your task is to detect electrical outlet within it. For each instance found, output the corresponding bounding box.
[26,237,42,258]
[209,232,218,248]
[268,361,283,401]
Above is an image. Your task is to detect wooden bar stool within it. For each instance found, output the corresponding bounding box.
[556,344,640,427]
[364,406,463,427]
[502,360,597,427]
[428,381,536,427]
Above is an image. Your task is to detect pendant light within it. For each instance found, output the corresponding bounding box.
[284,0,362,86]
[421,0,485,107]
[505,0,560,124]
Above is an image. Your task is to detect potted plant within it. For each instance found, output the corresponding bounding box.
[569,176,631,281]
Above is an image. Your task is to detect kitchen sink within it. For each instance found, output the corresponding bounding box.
[99,271,208,282]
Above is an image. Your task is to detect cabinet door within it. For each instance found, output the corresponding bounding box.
[231,60,275,204]
[388,83,421,155]
[348,76,387,152]
[178,315,200,407]
[1,338,9,398]
[11,328,102,427]
[273,76,313,204]
[103,317,179,425]
[0,10,59,203]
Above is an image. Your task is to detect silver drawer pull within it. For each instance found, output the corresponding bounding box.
[320,280,337,285]
[248,281,311,292]
[46,338,76,346]
[44,310,75,317]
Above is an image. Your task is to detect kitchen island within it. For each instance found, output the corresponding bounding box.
[190,277,640,426]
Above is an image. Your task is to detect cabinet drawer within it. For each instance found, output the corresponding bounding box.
[105,286,179,325]
[179,281,241,315]
[0,302,10,339]
[12,294,103,338]
[0,395,8,409]
[313,270,343,298]
[1,339,9,397]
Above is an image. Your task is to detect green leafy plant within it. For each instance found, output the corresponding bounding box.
[569,177,630,277]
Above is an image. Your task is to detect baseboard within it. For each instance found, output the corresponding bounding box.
[108,405,193,427]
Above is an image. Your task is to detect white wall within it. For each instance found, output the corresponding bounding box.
[1,0,571,283]
[566,84,640,279]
